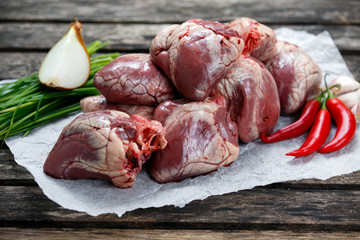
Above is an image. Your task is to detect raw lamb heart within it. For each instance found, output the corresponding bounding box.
[43,110,167,188]
[212,55,280,143]
[150,19,244,101]
[265,41,322,115]
[150,96,239,183]
[80,95,155,120]
[94,53,178,106]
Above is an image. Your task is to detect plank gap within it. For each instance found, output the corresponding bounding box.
[0,178,359,190]
[0,180,37,187]
[258,182,360,191]
[1,228,360,239]
[0,220,359,232]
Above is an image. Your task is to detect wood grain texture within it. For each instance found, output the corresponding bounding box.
[0,0,359,24]
[0,47,359,81]
[0,1,359,236]
[344,55,360,80]
[1,228,360,240]
[0,186,359,231]
[0,149,34,185]
[0,23,360,52]
[0,53,45,80]
[1,145,360,188]
[13,52,360,81]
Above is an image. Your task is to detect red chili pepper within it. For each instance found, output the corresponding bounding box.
[286,99,331,157]
[260,94,322,143]
[318,91,357,154]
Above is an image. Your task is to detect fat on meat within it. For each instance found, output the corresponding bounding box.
[150,19,244,101]
[43,110,167,188]
[94,53,178,106]
[212,55,280,143]
[150,96,239,183]
[80,95,155,120]
[228,17,277,61]
[265,40,322,115]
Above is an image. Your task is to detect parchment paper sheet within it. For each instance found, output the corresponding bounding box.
[6,28,360,217]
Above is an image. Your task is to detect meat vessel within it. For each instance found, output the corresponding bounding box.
[228,17,277,61]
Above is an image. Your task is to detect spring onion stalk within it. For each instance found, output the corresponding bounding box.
[0,41,119,142]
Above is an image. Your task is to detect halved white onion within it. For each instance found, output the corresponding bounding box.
[39,20,90,89]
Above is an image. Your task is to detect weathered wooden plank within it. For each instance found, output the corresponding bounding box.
[344,55,360,80]
[0,0,359,24]
[3,52,359,81]
[0,53,45,80]
[264,171,360,190]
[1,143,360,188]
[1,228,360,240]
[0,186,359,231]
[0,23,360,52]
[1,142,360,188]
[2,141,360,188]
[0,23,168,52]
[0,149,34,185]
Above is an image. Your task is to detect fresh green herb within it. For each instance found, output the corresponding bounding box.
[0,41,119,143]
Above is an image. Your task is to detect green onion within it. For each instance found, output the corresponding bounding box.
[0,41,119,143]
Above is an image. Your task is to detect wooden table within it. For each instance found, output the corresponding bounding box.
[1,0,360,239]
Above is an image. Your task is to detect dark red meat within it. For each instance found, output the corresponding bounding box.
[80,95,155,120]
[150,96,239,183]
[229,18,322,115]
[43,110,167,188]
[265,41,322,115]
[150,19,244,101]
[94,53,178,106]
[212,55,280,143]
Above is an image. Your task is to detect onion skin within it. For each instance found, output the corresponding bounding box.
[39,19,91,90]
[71,19,91,80]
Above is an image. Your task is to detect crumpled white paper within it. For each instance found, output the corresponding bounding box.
[6,28,360,217]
